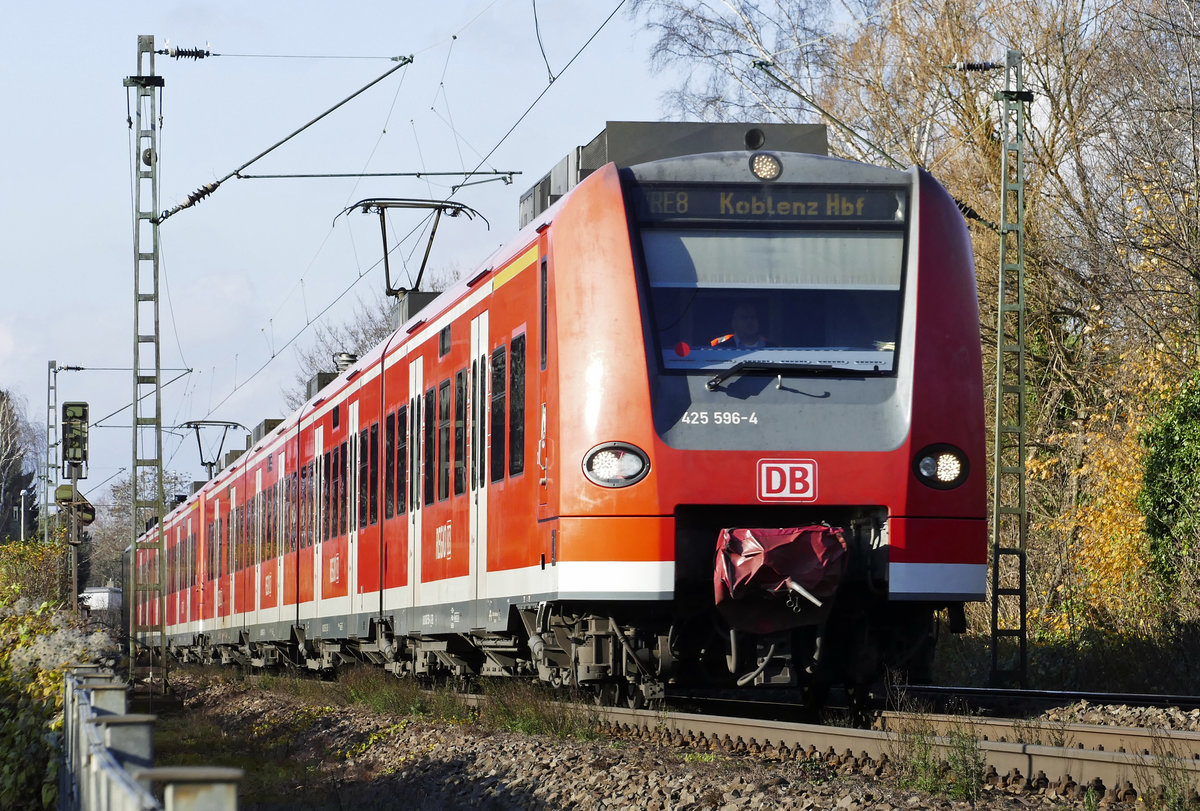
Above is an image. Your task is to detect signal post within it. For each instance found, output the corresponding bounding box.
[59,402,95,611]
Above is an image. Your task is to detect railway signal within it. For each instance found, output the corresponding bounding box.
[62,401,89,478]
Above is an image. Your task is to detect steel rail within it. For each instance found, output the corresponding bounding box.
[594,704,1200,800]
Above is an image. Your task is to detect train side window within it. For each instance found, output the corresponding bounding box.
[410,398,420,510]
[265,489,272,561]
[323,451,332,541]
[262,489,268,562]
[254,491,262,566]
[340,440,350,536]
[438,379,451,501]
[424,388,436,506]
[471,360,479,490]
[305,461,315,548]
[267,486,275,560]
[359,427,370,529]
[268,485,275,559]
[490,346,507,483]
[509,334,526,477]
[439,325,452,357]
[369,421,379,525]
[244,501,251,568]
[333,405,341,430]
[397,405,408,514]
[262,488,271,561]
[288,472,297,553]
[331,446,340,539]
[262,484,272,561]
[478,353,487,484]
[454,368,466,495]
[309,461,317,548]
[385,412,395,519]
[280,480,286,555]
[299,465,308,549]
[540,258,548,370]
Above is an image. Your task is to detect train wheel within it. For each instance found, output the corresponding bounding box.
[592,683,619,706]
[625,682,645,710]
[846,683,873,729]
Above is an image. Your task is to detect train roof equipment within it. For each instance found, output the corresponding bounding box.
[519,120,828,227]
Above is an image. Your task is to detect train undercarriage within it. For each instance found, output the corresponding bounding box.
[160,588,954,721]
[157,509,960,720]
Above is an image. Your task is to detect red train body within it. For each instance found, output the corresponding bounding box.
[134,136,986,703]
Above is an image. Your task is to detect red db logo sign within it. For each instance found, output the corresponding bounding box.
[757,459,818,502]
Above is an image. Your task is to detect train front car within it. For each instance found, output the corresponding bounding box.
[542,150,985,706]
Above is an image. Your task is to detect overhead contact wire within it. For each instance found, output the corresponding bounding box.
[157,56,414,224]
[456,0,628,193]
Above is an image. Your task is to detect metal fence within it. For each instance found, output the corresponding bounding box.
[60,665,242,811]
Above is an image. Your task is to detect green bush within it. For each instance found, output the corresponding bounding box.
[0,592,119,810]
[1140,369,1200,601]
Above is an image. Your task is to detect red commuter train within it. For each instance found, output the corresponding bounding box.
[133,123,986,707]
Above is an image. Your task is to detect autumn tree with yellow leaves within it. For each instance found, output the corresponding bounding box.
[634,0,1200,685]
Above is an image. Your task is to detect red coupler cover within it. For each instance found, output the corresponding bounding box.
[714,526,847,633]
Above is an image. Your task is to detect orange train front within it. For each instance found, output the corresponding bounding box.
[135,123,986,706]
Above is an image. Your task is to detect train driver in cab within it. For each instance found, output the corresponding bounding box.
[711,302,772,349]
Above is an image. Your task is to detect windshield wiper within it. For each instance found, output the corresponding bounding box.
[706,360,837,391]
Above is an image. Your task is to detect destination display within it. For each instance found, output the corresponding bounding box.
[631,183,907,225]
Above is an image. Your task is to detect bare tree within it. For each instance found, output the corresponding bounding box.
[282,294,400,411]
[632,0,1200,640]
[83,469,192,588]
[281,263,464,411]
[0,390,39,542]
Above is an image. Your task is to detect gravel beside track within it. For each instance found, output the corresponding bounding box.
[1041,700,1200,732]
[168,674,1141,810]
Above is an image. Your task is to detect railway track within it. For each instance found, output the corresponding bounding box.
[174,666,1200,802]
[592,701,1200,803]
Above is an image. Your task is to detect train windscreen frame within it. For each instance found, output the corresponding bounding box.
[631,182,909,376]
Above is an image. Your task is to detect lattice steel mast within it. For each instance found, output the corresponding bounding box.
[45,361,58,545]
[124,35,168,686]
[989,49,1033,687]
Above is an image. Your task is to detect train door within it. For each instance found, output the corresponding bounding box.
[313,426,325,621]
[200,492,213,633]
[348,400,361,614]
[185,516,194,629]
[252,468,263,631]
[228,486,238,633]
[273,452,286,624]
[408,356,424,612]
[537,254,552,515]
[470,312,489,608]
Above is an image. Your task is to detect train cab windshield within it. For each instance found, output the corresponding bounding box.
[631,182,909,376]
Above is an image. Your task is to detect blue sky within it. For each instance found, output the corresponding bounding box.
[0,2,679,499]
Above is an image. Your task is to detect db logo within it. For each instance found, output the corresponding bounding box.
[757,459,818,502]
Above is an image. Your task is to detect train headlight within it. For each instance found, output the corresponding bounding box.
[583,442,650,488]
[913,444,969,489]
[749,152,782,181]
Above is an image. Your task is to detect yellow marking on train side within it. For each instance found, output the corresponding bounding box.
[491,245,539,290]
